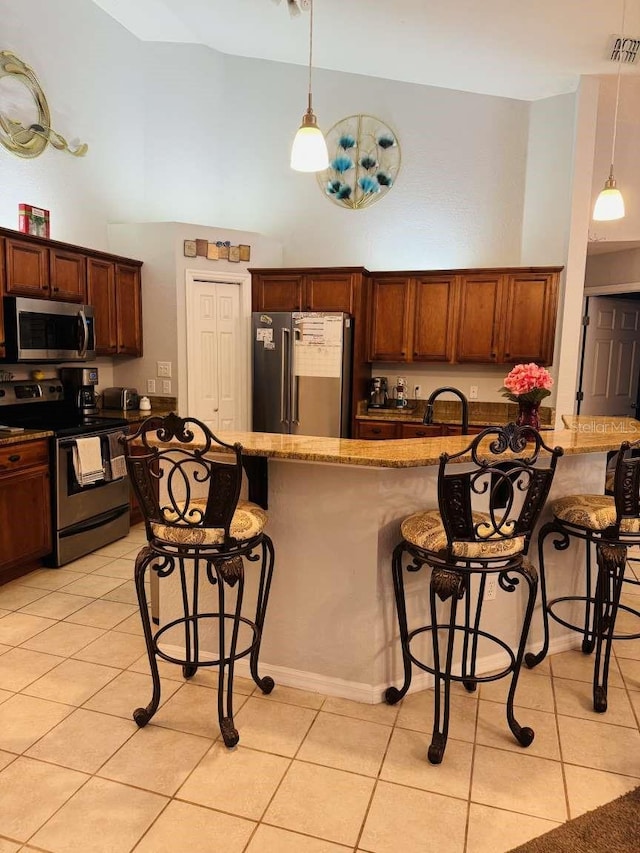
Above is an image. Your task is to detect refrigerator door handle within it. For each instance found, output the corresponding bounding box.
[292,326,301,424]
[280,327,290,425]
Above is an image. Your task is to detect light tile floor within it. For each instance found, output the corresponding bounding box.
[0,527,638,852]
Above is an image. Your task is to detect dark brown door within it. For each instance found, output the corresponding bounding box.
[304,272,355,313]
[115,264,142,355]
[252,274,303,311]
[49,249,87,302]
[501,273,557,365]
[5,238,49,297]
[412,276,457,362]
[455,274,503,363]
[87,258,117,355]
[369,276,412,361]
[0,238,5,358]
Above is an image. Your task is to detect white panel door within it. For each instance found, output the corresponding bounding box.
[187,280,241,432]
[581,297,640,416]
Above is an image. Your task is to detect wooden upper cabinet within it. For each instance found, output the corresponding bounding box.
[455,274,503,363]
[303,272,355,313]
[87,257,118,355]
[500,272,558,365]
[115,264,142,356]
[5,238,49,297]
[252,274,303,312]
[49,248,87,302]
[412,276,458,362]
[369,276,412,361]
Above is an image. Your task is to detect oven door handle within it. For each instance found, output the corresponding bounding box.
[78,308,89,358]
[59,504,130,537]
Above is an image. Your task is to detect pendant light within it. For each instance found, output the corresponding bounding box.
[290,0,329,172]
[593,0,627,221]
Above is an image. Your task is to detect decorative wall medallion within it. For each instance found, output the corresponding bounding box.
[0,51,87,158]
[317,114,401,210]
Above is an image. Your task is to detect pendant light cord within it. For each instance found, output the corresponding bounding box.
[610,0,627,172]
[307,0,314,112]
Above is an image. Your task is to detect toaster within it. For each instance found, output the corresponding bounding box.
[102,387,140,410]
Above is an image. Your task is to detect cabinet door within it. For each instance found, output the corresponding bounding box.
[501,273,558,365]
[455,274,503,363]
[412,276,457,362]
[49,248,87,302]
[0,465,51,572]
[252,274,303,311]
[303,272,355,313]
[0,238,5,359]
[87,258,117,355]
[5,238,49,297]
[400,423,444,438]
[369,277,412,361]
[115,264,143,356]
[356,420,400,439]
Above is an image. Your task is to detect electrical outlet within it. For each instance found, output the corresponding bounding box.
[157,361,172,378]
[161,379,172,394]
[484,576,497,601]
[469,385,478,400]
[414,385,421,399]
[147,379,156,393]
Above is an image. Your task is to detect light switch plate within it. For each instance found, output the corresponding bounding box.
[147,379,156,393]
[161,379,172,394]
[157,361,172,378]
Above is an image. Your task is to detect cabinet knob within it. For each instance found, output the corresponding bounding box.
[490,352,496,359]
[372,428,381,434]
[52,287,59,292]
[8,454,20,463]
[504,352,510,359]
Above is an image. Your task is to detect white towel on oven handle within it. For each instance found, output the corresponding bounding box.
[72,436,104,486]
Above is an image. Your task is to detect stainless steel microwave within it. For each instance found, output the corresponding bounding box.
[2,296,96,363]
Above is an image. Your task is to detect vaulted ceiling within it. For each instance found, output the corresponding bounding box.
[91,0,640,100]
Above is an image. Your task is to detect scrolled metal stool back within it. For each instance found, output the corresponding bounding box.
[609,437,640,536]
[437,423,564,559]
[122,412,243,548]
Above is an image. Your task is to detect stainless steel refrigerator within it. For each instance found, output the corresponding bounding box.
[252,312,353,437]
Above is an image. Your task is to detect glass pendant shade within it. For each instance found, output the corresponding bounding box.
[593,172,625,221]
[290,107,329,172]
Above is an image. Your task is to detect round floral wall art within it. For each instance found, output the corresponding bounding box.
[317,114,401,210]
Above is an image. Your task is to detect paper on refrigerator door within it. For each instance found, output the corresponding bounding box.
[293,314,343,377]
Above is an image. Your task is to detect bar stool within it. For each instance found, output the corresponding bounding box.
[123,413,275,747]
[526,438,640,712]
[385,424,563,764]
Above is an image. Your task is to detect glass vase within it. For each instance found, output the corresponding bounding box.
[516,400,541,432]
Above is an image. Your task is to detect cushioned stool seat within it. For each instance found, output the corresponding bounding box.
[401,509,525,558]
[151,499,268,546]
[551,494,640,534]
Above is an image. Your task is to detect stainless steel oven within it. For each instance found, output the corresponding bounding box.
[2,296,96,362]
[54,427,130,566]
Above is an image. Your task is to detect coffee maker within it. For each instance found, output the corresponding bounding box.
[369,376,388,408]
[60,367,99,418]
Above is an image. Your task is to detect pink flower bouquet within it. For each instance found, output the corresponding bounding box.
[500,363,553,404]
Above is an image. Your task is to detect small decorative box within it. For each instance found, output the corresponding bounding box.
[18,204,50,238]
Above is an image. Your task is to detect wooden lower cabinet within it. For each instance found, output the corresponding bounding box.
[0,439,51,581]
[355,421,489,440]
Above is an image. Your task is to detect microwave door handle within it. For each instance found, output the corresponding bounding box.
[77,309,89,357]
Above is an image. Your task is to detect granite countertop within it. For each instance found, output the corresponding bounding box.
[145,418,640,469]
[0,428,53,447]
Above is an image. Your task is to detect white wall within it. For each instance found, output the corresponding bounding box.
[586,247,640,288]
[0,1,596,414]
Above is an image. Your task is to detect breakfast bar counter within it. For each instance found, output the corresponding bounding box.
[156,419,638,703]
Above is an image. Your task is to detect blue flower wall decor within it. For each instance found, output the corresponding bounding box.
[318,114,401,210]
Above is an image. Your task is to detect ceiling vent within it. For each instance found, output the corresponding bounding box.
[608,35,640,64]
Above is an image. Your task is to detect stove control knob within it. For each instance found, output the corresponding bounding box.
[49,386,57,393]
[0,390,5,397]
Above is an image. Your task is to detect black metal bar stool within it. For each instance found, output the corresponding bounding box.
[123,413,275,747]
[385,425,563,764]
[526,438,640,712]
